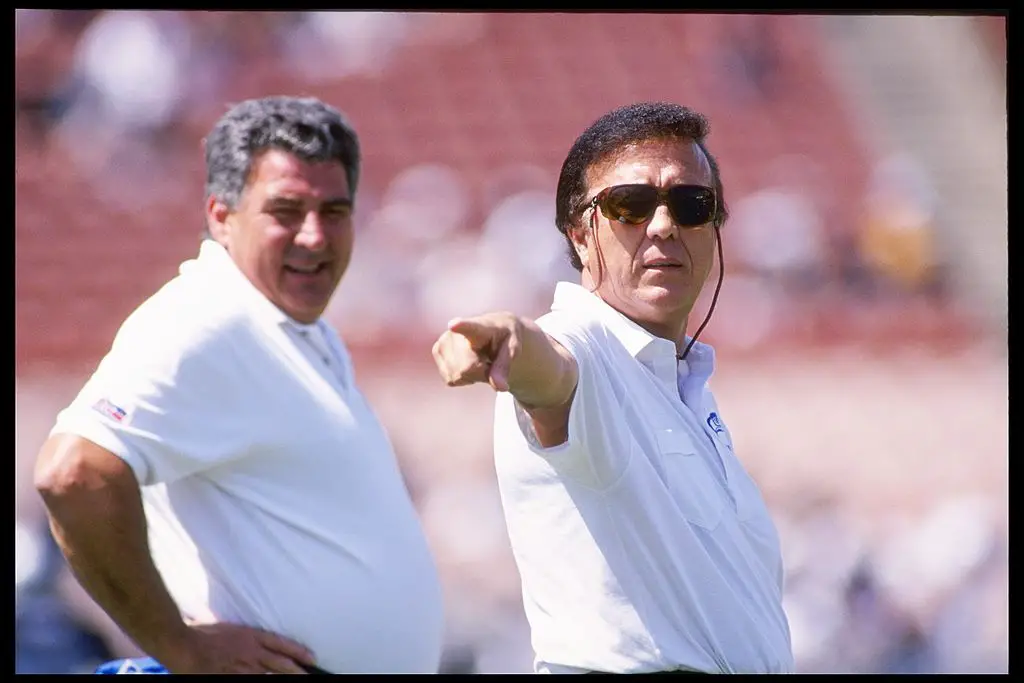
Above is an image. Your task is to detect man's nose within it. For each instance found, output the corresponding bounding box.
[645,204,678,240]
[295,212,327,251]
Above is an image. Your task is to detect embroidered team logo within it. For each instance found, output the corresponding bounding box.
[92,398,128,423]
[707,411,725,434]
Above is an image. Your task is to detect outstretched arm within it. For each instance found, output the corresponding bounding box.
[431,312,579,447]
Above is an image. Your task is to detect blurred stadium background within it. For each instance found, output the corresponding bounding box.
[15,10,1007,674]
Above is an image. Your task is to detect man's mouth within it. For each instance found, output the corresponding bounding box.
[643,260,683,269]
[284,263,329,275]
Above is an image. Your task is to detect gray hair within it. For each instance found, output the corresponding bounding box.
[203,95,361,211]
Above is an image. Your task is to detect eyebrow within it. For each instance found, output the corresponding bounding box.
[263,196,353,209]
[321,198,353,209]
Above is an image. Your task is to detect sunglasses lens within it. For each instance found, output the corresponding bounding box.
[602,185,659,224]
[668,186,716,226]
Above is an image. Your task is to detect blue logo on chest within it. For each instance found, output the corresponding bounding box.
[707,412,725,434]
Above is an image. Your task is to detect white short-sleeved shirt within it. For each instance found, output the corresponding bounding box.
[493,282,794,674]
[50,240,445,674]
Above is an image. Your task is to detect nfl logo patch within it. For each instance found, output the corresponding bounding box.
[92,398,128,423]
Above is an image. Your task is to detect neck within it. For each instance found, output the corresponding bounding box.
[580,275,692,355]
[646,318,691,358]
[580,273,695,353]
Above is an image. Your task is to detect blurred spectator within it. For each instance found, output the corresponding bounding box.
[411,183,573,334]
[725,154,831,344]
[692,272,778,351]
[175,11,241,108]
[283,11,413,82]
[928,550,1008,673]
[835,559,937,674]
[855,152,947,302]
[420,473,533,673]
[921,505,1007,673]
[866,494,1006,670]
[172,12,304,124]
[477,189,577,295]
[324,230,416,347]
[874,495,999,625]
[438,642,479,674]
[66,11,190,135]
[50,11,195,211]
[359,364,532,674]
[715,14,784,104]
[414,233,517,341]
[15,10,100,140]
[479,163,552,215]
[728,155,830,295]
[381,163,472,243]
[170,12,282,126]
[327,163,472,344]
[16,520,115,674]
[777,494,867,672]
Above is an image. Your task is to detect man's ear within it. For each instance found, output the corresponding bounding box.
[205,195,231,247]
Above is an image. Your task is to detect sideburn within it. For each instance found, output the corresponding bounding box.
[585,211,607,292]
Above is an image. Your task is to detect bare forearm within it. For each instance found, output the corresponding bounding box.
[40,469,191,664]
[434,313,579,447]
[506,318,578,410]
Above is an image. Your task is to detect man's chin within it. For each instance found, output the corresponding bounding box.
[276,295,330,324]
[636,285,698,317]
[638,281,694,303]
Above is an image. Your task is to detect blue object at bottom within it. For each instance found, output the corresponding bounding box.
[95,657,169,674]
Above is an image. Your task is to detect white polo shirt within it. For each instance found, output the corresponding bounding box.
[493,282,794,674]
[50,240,445,674]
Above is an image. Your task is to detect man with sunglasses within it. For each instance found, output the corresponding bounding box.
[432,102,794,674]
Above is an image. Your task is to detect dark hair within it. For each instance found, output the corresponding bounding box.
[203,95,361,218]
[554,101,729,271]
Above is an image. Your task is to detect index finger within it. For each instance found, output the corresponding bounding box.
[256,630,316,666]
[448,318,496,346]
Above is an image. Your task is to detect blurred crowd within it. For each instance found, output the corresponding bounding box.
[15,10,1006,674]
[15,10,978,363]
[16,457,1008,674]
[776,493,1007,674]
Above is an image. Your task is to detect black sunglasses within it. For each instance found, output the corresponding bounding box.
[587,184,717,228]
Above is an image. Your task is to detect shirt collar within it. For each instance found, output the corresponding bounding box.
[549,281,717,385]
[186,239,314,331]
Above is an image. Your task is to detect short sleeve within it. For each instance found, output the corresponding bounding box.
[50,305,260,487]
[494,319,634,490]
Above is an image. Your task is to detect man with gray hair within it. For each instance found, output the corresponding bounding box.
[34,96,445,674]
